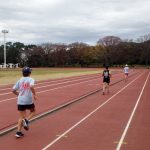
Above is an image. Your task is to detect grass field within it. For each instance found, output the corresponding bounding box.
[0,68,100,85]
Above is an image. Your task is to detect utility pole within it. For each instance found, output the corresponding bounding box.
[2,29,9,68]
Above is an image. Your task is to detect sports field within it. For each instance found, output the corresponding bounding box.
[0,68,100,85]
[0,68,150,150]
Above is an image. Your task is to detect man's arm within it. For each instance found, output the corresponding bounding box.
[109,71,112,78]
[12,89,19,96]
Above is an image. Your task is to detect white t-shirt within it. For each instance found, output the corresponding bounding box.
[13,77,35,105]
[124,67,129,74]
[103,70,111,78]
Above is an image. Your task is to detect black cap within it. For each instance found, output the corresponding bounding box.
[22,67,32,74]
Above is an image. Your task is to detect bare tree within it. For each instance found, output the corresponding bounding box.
[97,36,122,47]
[136,34,150,43]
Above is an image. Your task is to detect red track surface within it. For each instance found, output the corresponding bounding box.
[0,69,150,150]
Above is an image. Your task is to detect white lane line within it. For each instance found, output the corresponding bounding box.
[0,77,97,96]
[42,72,144,150]
[0,88,100,136]
[0,78,99,103]
[0,74,98,91]
[35,76,97,89]
[0,71,138,103]
[36,78,98,94]
[0,71,131,96]
[0,71,125,94]
[0,92,12,96]
[0,76,98,96]
[0,97,16,103]
[116,72,150,150]
[38,72,136,94]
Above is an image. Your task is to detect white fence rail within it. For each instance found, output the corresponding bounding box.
[0,63,19,69]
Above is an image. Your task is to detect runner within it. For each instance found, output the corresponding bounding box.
[124,64,129,82]
[12,67,37,138]
[102,66,111,95]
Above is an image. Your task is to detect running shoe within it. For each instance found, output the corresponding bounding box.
[15,131,24,138]
[22,119,29,131]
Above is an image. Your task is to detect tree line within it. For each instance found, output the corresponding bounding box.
[0,35,150,67]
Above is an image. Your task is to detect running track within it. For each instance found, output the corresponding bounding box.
[0,69,150,150]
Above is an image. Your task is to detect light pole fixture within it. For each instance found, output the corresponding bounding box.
[2,29,8,68]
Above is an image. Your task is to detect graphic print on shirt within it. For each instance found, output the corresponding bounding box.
[103,70,109,78]
[20,82,30,96]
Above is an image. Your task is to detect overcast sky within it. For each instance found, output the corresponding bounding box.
[0,0,150,45]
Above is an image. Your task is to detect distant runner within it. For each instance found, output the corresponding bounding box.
[12,67,37,138]
[123,64,129,82]
[102,66,111,95]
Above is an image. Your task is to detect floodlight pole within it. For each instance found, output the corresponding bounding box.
[2,30,8,68]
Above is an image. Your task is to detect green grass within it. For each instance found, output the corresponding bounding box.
[0,68,100,85]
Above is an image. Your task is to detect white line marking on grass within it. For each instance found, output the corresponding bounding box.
[42,72,144,150]
[116,72,150,150]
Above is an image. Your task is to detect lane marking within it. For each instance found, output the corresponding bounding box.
[35,76,97,89]
[38,78,98,94]
[0,73,99,90]
[42,72,144,150]
[114,141,127,145]
[0,76,98,96]
[0,88,100,135]
[0,74,99,91]
[37,72,137,94]
[35,74,98,86]
[56,135,68,138]
[0,71,141,134]
[0,97,16,103]
[0,71,128,95]
[116,72,150,150]
[1,70,127,103]
[0,78,99,103]
[0,71,135,101]
[87,83,100,86]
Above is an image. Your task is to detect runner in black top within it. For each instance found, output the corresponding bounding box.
[102,66,111,95]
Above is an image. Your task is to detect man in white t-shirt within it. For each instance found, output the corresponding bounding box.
[12,67,37,138]
[123,64,129,82]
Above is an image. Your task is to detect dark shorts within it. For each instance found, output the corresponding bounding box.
[125,73,128,76]
[103,77,110,84]
[18,103,35,112]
